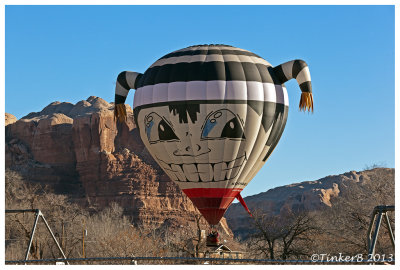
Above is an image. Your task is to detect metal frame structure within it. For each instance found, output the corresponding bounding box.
[5,209,69,265]
[366,205,395,257]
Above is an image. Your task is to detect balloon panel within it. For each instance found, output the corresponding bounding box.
[132,45,290,224]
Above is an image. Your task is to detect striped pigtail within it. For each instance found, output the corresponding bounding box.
[272,60,313,112]
[114,71,142,123]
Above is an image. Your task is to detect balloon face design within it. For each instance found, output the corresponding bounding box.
[114,44,313,225]
[136,102,287,189]
[142,104,250,184]
[144,106,247,184]
[134,98,288,225]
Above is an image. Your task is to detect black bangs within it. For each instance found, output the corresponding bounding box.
[169,103,200,124]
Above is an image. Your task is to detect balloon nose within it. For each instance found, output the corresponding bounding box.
[185,144,200,152]
[173,144,210,157]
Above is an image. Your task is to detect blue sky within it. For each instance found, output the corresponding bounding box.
[5,5,395,197]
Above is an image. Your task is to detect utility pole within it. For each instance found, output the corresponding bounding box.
[82,219,86,258]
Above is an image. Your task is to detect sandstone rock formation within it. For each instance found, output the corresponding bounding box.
[225,168,394,238]
[5,97,232,233]
[5,113,17,126]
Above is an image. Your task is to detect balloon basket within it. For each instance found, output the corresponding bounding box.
[206,230,220,247]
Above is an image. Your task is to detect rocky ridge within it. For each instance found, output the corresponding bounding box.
[225,167,394,239]
[5,97,231,232]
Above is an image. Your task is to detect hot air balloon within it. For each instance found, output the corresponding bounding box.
[113,44,313,233]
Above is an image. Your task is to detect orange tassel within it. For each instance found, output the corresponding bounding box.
[114,103,127,123]
[299,92,314,113]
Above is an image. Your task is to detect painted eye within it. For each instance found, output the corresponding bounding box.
[145,113,178,143]
[201,109,245,139]
[158,119,179,141]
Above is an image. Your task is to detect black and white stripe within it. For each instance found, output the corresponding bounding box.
[149,54,271,68]
[133,81,289,108]
[115,45,311,111]
[114,71,142,104]
[159,48,263,60]
[136,61,277,87]
[131,44,290,108]
[135,45,275,88]
[272,60,312,93]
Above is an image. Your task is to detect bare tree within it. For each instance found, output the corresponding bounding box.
[247,208,319,260]
[165,213,207,258]
[279,210,320,260]
[247,209,281,259]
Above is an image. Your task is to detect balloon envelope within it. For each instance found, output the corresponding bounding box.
[132,45,289,225]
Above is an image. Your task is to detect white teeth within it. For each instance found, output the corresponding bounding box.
[183,164,199,181]
[226,160,235,170]
[198,164,213,182]
[225,167,232,180]
[159,154,247,182]
[214,162,228,181]
[171,164,186,181]
[159,160,172,171]
[230,164,242,179]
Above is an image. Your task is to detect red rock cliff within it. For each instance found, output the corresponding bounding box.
[5,97,232,232]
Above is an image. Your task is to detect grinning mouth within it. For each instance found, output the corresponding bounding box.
[157,154,247,183]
